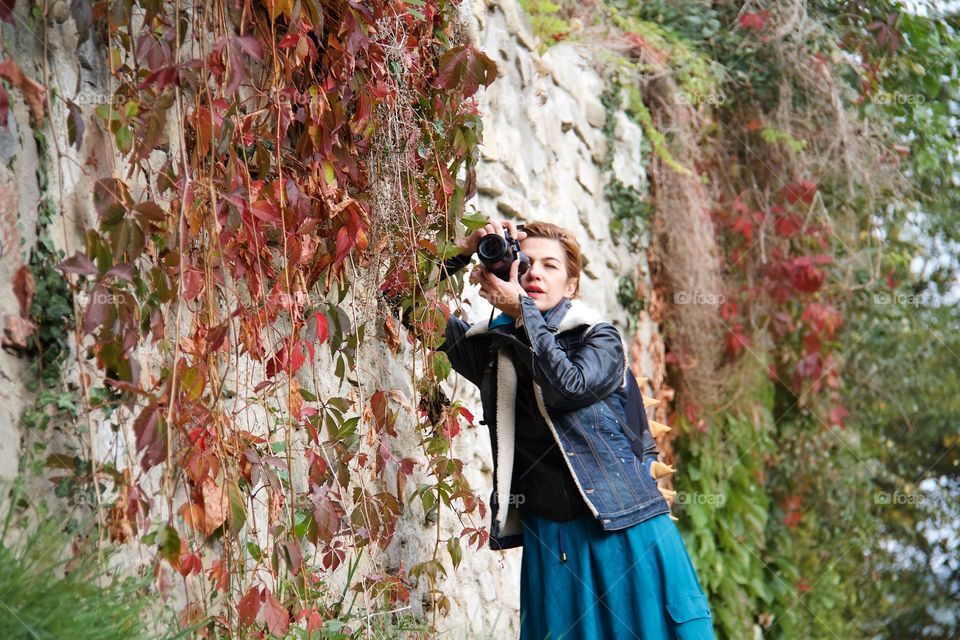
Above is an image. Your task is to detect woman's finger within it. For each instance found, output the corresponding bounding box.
[490,219,505,238]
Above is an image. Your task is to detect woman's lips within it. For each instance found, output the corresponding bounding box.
[525,286,545,297]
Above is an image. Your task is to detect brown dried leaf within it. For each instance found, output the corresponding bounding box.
[0,59,46,124]
[384,314,400,354]
[2,314,36,349]
[12,266,34,316]
[200,477,229,535]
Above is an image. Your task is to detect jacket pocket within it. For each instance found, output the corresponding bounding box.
[666,593,712,624]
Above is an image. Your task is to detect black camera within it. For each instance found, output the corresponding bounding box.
[477,228,530,281]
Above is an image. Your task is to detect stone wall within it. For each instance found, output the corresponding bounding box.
[0,1,662,636]
[382,2,661,636]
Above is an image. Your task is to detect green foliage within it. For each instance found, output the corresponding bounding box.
[25,137,73,390]
[517,0,571,50]
[674,388,775,637]
[589,0,960,637]
[599,83,653,251]
[0,503,153,639]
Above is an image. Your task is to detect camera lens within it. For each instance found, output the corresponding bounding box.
[477,234,507,262]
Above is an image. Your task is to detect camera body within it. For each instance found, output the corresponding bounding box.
[477,229,530,281]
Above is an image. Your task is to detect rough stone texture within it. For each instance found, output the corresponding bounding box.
[0,0,664,636]
[378,2,662,636]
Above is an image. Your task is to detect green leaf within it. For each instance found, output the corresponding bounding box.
[115,125,133,153]
[461,211,488,231]
[447,536,463,570]
[228,481,247,531]
[432,352,452,381]
[157,524,180,565]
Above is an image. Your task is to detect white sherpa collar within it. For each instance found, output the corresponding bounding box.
[467,298,615,538]
[464,298,607,338]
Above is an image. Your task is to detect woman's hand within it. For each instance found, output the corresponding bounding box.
[458,218,527,256]
[471,259,528,318]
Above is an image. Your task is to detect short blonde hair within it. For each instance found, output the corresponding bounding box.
[521,221,582,297]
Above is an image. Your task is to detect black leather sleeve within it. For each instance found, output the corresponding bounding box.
[517,296,625,411]
[438,314,490,387]
[624,368,660,463]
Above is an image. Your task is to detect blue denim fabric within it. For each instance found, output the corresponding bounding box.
[441,296,669,550]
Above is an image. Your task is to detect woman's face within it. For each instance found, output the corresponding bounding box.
[519,237,578,312]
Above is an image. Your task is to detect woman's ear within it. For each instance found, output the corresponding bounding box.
[563,278,578,298]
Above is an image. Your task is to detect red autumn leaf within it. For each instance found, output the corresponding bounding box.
[685,403,701,425]
[263,591,290,636]
[250,199,282,225]
[297,608,324,635]
[784,256,829,293]
[263,340,310,378]
[0,85,8,129]
[443,414,460,439]
[83,284,111,335]
[458,406,475,426]
[783,509,802,528]
[435,45,498,98]
[370,391,397,437]
[720,301,739,321]
[803,332,821,355]
[237,586,262,627]
[774,212,804,237]
[796,352,823,380]
[178,552,202,577]
[829,404,849,428]
[780,180,817,205]
[59,251,98,276]
[180,268,204,301]
[801,302,843,337]
[312,489,343,543]
[234,35,263,60]
[133,403,167,471]
[311,312,329,344]
[782,495,803,529]
[278,33,300,48]
[289,340,308,375]
[725,324,751,356]
[0,0,15,24]
[740,11,769,31]
[104,263,134,282]
[730,214,754,242]
[398,457,416,476]
[333,225,354,268]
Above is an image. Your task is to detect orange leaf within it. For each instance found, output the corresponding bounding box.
[0,59,46,124]
[200,478,229,535]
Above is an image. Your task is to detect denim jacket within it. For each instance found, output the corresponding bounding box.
[441,295,670,549]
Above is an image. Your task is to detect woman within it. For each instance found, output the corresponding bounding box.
[436,218,715,639]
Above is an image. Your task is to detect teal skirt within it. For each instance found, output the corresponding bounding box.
[519,512,714,640]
